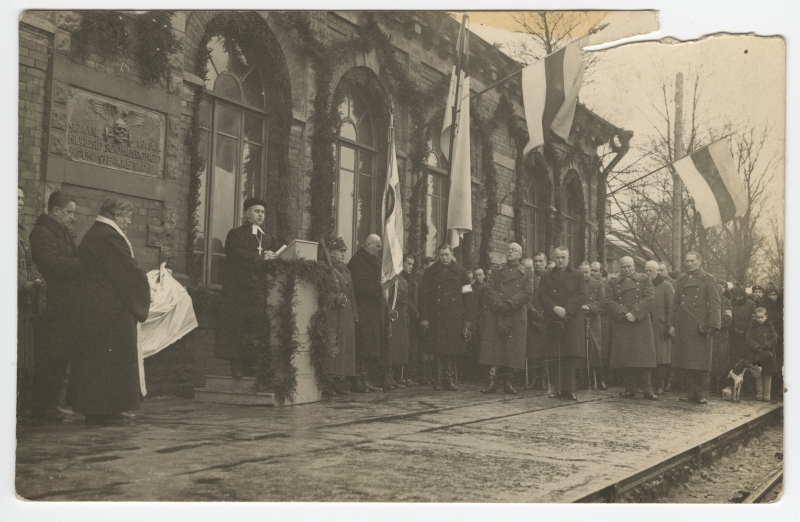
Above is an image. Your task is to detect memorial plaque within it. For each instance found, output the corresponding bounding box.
[65,88,165,177]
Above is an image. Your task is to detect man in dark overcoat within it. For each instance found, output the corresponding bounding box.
[479,243,534,394]
[668,251,721,404]
[607,257,658,400]
[419,244,474,391]
[464,266,487,381]
[580,262,607,390]
[69,198,150,425]
[401,254,426,385]
[538,246,586,400]
[348,234,383,391]
[591,262,614,387]
[524,253,548,390]
[29,192,79,421]
[18,187,44,418]
[645,260,674,394]
[216,197,281,378]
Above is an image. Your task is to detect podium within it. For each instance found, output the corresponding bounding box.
[195,240,323,406]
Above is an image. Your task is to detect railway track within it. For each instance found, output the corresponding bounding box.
[742,462,783,503]
[575,404,783,503]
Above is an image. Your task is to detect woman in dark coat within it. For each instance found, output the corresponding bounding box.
[323,238,358,393]
[69,198,150,425]
[215,198,280,377]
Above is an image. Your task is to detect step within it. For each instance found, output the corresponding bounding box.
[203,374,261,394]
[193,388,276,406]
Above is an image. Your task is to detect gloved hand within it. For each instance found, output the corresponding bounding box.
[663,324,674,340]
[335,294,348,307]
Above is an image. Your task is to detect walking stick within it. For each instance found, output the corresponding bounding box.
[525,358,529,388]
[585,316,592,391]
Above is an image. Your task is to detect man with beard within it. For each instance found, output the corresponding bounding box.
[419,244,474,391]
[668,251,721,404]
[607,257,658,400]
[479,243,534,394]
[645,260,674,394]
[538,246,586,400]
[348,234,384,392]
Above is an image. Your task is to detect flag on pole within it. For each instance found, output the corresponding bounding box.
[440,15,472,250]
[521,40,586,157]
[672,138,748,228]
[381,115,404,294]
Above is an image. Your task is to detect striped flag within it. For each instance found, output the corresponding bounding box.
[672,138,748,228]
[381,116,404,292]
[521,40,586,157]
[440,15,471,249]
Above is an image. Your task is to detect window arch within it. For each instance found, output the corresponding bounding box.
[424,138,449,256]
[193,35,271,286]
[333,77,387,262]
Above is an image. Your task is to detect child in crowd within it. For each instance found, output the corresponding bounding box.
[745,307,778,401]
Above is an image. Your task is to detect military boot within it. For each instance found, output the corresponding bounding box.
[442,357,458,391]
[481,366,498,394]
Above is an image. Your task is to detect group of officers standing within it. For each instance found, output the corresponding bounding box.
[317,231,783,405]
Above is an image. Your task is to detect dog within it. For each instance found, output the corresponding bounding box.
[726,359,750,402]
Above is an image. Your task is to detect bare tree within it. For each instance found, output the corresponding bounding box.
[607,71,777,282]
[763,213,784,287]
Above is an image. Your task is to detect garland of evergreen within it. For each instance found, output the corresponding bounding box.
[135,11,181,85]
[74,11,130,61]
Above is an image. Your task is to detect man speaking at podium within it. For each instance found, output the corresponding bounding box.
[216,197,281,378]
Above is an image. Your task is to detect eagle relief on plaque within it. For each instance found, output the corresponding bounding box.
[65,88,166,178]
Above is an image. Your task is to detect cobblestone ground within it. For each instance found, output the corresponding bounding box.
[15,384,781,502]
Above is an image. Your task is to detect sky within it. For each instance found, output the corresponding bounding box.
[456,11,785,239]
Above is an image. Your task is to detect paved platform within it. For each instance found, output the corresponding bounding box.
[15,384,781,502]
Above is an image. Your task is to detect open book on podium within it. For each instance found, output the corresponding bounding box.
[195,239,322,406]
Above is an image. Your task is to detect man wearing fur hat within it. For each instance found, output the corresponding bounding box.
[215,197,282,378]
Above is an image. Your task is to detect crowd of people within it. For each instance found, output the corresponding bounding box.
[318,234,784,406]
[18,190,783,427]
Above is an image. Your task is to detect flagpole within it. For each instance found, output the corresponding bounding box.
[446,14,467,173]
[672,73,684,272]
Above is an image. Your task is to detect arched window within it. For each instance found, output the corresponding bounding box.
[334,83,385,262]
[425,147,449,256]
[563,186,579,267]
[193,36,271,287]
[522,177,540,259]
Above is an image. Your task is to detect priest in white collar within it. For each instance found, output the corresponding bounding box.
[215,197,283,378]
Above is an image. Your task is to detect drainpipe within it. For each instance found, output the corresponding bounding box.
[596,129,632,265]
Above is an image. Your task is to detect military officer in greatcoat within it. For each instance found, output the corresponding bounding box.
[580,262,607,390]
[644,260,675,394]
[538,246,586,400]
[419,244,475,391]
[668,251,721,404]
[607,257,658,400]
[323,237,358,395]
[478,243,535,394]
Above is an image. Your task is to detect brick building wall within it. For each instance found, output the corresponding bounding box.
[18,10,624,396]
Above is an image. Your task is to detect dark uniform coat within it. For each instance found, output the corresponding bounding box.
[584,277,606,366]
[729,295,756,363]
[348,248,383,358]
[324,262,358,377]
[18,223,43,370]
[402,271,420,355]
[479,263,534,369]
[606,273,656,369]
[599,279,612,361]
[667,269,721,371]
[746,319,778,374]
[387,276,410,365]
[69,221,150,415]
[418,260,475,356]
[650,275,674,365]
[711,295,733,376]
[215,223,279,360]
[525,270,546,361]
[30,214,80,357]
[538,266,587,359]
